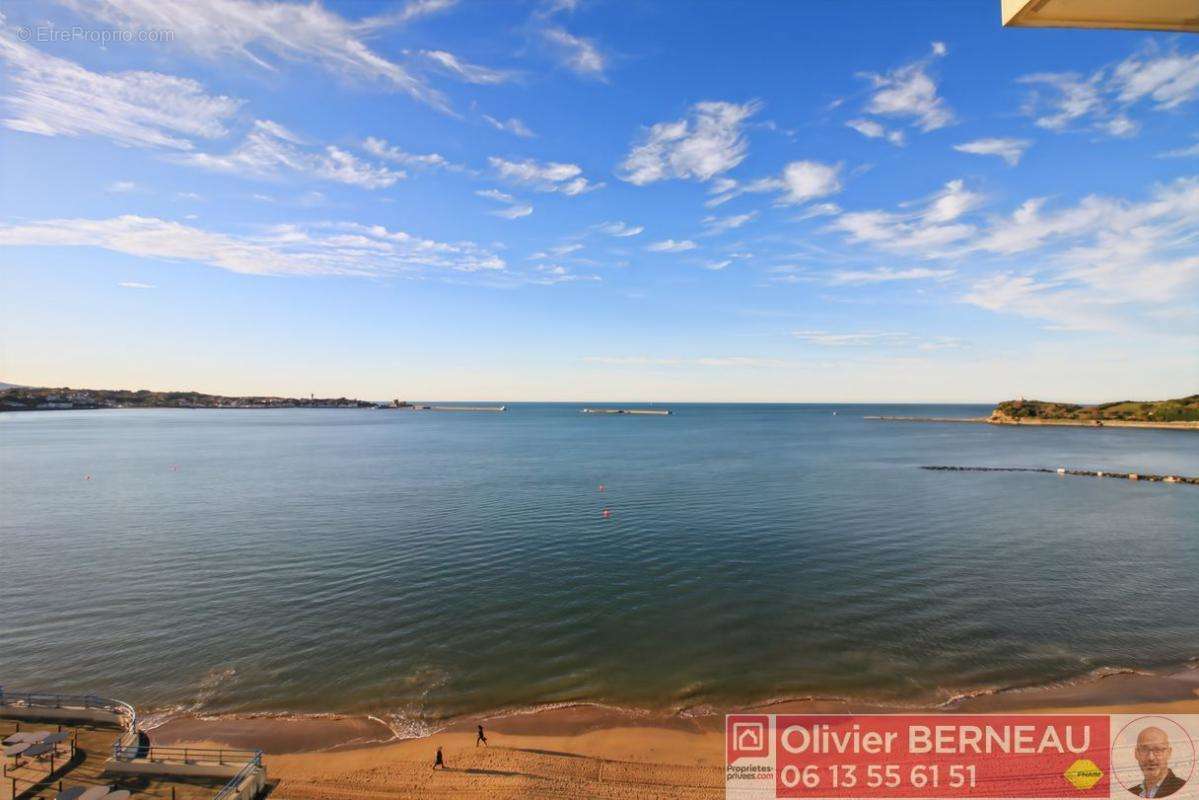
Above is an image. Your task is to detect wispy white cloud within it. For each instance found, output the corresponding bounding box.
[1159,136,1199,159]
[826,172,1199,334]
[106,181,139,193]
[1111,48,1199,110]
[0,26,241,150]
[1019,72,1110,133]
[358,0,460,26]
[184,121,404,188]
[846,118,905,146]
[793,330,911,347]
[483,115,536,138]
[1103,114,1139,137]
[363,136,456,170]
[791,330,964,351]
[960,273,1123,332]
[541,27,605,79]
[65,0,454,110]
[826,267,954,285]
[702,212,756,235]
[619,101,761,185]
[0,215,506,277]
[766,265,810,285]
[475,186,531,218]
[596,220,643,237]
[776,161,842,204]
[489,156,600,195]
[971,179,1197,258]
[830,179,981,256]
[857,44,954,133]
[490,204,533,219]
[1019,46,1199,138]
[646,239,697,253]
[707,161,842,208]
[528,263,600,285]
[476,188,515,203]
[794,202,842,221]
[953,137,1031,166]
[417,50,513,84]
[539,0,582,15]
[527,244,589,263]
[118,281,155,289]
[970,188,1199,327]
[921,179,985,223]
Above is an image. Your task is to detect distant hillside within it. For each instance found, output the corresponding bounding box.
[993,395,1199,423]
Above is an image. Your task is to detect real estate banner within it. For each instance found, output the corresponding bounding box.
[726,714,1199,800]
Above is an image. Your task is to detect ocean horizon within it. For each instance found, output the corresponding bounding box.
[3,404,1197,733]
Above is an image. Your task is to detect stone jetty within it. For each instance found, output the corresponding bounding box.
[866,415,986,423]
[921,465,1197,485]
[581,408,671,416]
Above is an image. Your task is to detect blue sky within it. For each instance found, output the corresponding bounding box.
[0,0,1196,402]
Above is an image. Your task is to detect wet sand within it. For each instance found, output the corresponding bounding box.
[146,665,1199,799]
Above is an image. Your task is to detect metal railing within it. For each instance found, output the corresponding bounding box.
[4,689,263,800]
[212,758,264,800]
[111,742,264,800]
[0,688,137,733]
[111,743,261,767]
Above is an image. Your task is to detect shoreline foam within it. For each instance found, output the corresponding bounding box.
[144,661,1199,755]
[137,665,1199,800]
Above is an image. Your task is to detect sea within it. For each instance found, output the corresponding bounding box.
[2,405,1197,732]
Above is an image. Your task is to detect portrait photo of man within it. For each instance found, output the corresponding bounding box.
[1129,726,1189,798]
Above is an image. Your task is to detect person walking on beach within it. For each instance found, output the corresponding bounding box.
[476,725,488,747]
[433,746,445,770]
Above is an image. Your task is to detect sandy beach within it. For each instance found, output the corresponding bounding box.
[144,665,1199,799]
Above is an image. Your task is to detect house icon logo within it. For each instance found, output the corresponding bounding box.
[727,715,771,764]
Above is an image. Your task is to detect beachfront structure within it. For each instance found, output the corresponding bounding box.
[0,690,266,800]
[1001,0,1199,32]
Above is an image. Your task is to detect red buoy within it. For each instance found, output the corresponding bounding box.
[598,484,606,492]
[601,508,611,518]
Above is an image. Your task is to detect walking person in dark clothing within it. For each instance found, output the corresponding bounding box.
[477,725,488,747]
[433,746,445,770]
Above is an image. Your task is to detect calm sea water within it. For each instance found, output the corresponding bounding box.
[2,406,1197,729]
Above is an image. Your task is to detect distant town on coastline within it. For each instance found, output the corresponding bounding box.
[1,384,1196,421]
[0,385,380,411]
